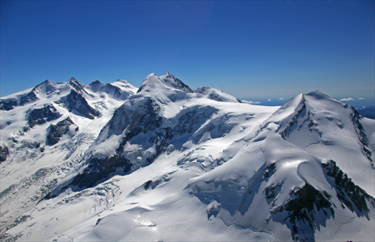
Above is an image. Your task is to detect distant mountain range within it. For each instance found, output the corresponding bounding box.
[1,73,374,242]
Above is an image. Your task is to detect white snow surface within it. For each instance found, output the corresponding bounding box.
[1,74,374,242]
[0,78,137,234]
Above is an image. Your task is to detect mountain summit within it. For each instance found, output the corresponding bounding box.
[137,72,193,94]
[0,74,374,242]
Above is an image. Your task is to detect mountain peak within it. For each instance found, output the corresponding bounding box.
[137,73,162,93]
[159,73,193,93]
[115,79,131,85]
[68,77,80,86]
[304,90,333,101]
[68,77,81,86]
[162,72,174,78]
[137,73,193,94]
[68,77,88,95]
[31,79,58,97]
[33,79,53,88]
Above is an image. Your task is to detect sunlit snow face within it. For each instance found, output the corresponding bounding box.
[281,160,303,168]
[134,215,156,227]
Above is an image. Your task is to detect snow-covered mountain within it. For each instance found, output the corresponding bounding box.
[0,77,137,239]
[0,73,374,242]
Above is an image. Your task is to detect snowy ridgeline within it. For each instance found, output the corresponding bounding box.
[0,73,374,242]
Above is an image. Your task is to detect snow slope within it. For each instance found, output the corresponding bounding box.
[1,73,374,242]
[0,78,137,235]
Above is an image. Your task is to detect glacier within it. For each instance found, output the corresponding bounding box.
[0,73,374,242]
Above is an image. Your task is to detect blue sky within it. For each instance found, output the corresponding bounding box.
[1,0,374,106]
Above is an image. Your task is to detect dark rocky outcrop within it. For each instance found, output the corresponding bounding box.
[70,155,132,189]
[89,81,126,100]
[0,146,9,163]
[68,77,89,95]
[281,161,375,242]
[284,183,333,241]
[67,99,220,191]
[99,97,163,145]
[19,91,38,106]
[0,99,18,111]
[0,91,38,111]
[28,105,61,128]
[279,97,308,139]
[89,80,102,91]
[46,117,78,146]
[349,106,372,163]
[323,160,374,214]
[57,90,100,119]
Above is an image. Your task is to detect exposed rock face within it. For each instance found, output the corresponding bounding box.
[0,91,38,111]
[88,81,128,100]
[46,117,78,146]
[191,155,375,242]
[0,99,18,111]
[160,72,194,93]
[28,105,61,128]
[323,160,374,213]
[89,80,102,91]
[19,91,38,106]
[68,77,89,95]
[69,97,222,190]
[349,106,372,163]
[280,160,375,242]
[279,96,308,139]
[67,77,237,194]
[70,155,132,189]
[57,90,100,119]
[113,98,164,153]
[0,146,9,162]
[283,183,334,241]
[69,98,163,189]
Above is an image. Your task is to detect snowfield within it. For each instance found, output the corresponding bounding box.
[0,73,374,242]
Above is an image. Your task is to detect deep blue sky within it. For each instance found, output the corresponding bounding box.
[1,0,374,106]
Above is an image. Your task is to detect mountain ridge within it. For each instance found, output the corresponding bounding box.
[0,73,374,241]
